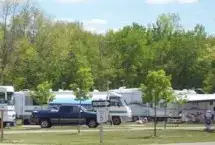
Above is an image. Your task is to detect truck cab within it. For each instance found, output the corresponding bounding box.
[31,104,99,128]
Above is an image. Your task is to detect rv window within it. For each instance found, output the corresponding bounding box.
[8,95,15,105]
[110,101,123,107]
[24,94,40,105]
[33,100,40,105]
[25,95,32,105]
[0,92,14,104]
[7,92,13,104]
[0,93,5,103]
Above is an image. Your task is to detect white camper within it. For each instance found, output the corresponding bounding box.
[13,90,48,124]
[0,86,16,127]
[174,90,215,122]
[111,87,181,121]
[14,90,75,124]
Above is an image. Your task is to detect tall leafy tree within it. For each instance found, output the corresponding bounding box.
[140,70,175,136]
[70,67,94,134]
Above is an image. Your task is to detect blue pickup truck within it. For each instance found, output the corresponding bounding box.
[31,105,99,128]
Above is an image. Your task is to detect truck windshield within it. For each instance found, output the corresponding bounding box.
[109,96,125,107]
[0,92,14,105]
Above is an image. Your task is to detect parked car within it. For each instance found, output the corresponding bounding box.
[31,104,99,128]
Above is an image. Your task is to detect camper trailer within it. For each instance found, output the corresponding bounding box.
[177,92,215,122]
[13,91,48,124]
[14,90,77,124]
[0,86,16,127]
[110,87,182,121]
[111,87,215,122]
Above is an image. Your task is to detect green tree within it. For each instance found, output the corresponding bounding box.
[70,67,94,134]
[30,81,55,108]
[140,70,175,136]
[203,44,215,93]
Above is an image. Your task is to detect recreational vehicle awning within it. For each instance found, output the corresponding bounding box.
[49,98,92,104]
[91,92,108,100]
[183,94,215,102]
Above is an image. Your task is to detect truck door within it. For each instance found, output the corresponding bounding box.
[72,106,86,125]
[59,106,74,125]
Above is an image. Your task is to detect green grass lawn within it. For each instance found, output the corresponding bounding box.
[2,129,215,145]
[5,122,207,131]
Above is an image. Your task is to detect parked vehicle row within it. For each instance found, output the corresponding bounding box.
[1,85,214,129]
[14,90,133,126]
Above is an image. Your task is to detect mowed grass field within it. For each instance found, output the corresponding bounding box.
[6,121,209,130]
[1,121,215,145]
[2,129,215,145]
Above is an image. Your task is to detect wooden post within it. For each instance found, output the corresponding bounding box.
[1,110,4,142]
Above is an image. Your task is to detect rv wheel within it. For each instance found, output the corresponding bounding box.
[112,116,121,125]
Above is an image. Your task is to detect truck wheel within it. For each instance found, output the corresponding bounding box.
[87,119,98,128]
[40,119,51,128]
[112,116,121,125]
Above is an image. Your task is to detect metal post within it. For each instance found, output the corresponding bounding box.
[1,110,4,142]
[100,122,103,144]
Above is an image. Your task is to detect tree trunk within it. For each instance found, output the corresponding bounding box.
[77,99,81,134]
[154,103,157,137]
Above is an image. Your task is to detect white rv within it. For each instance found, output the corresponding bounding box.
[111,87,181,121]
[13,90,48,124]
[112,87,215,123]
[174,89,215,122]
[0,86,16,127]
[91,91,132,125]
